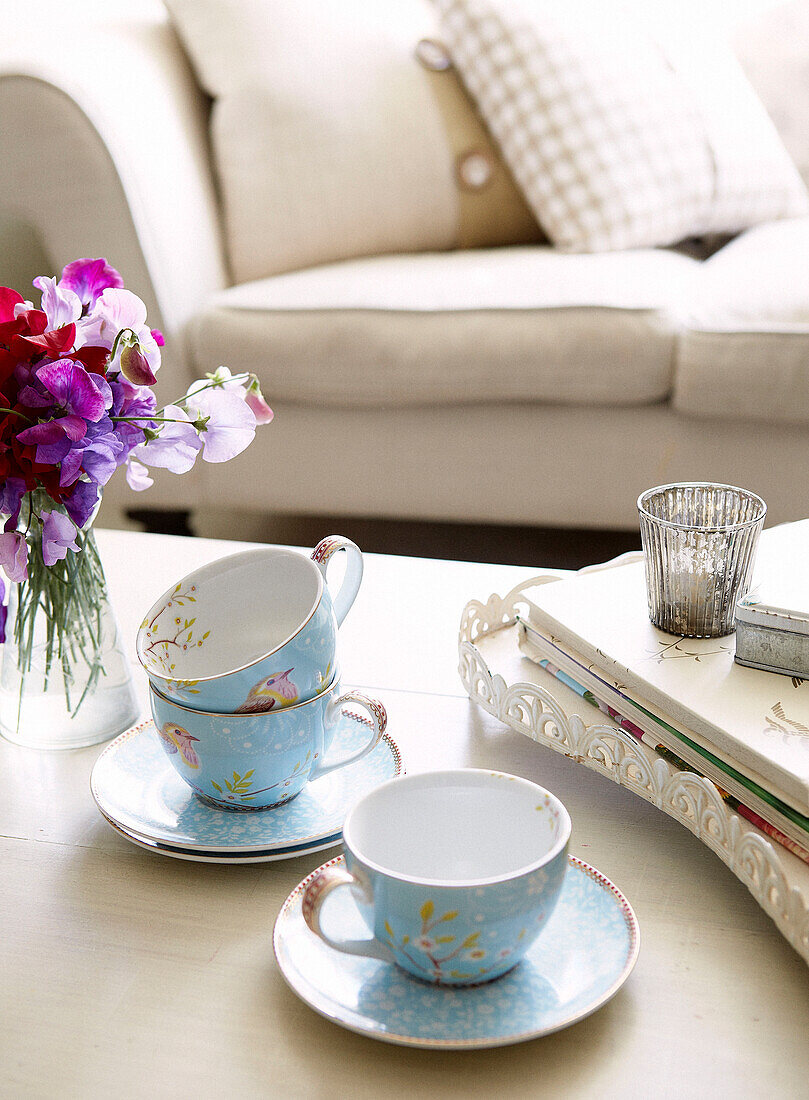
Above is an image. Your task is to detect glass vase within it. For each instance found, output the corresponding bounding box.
[0,511,139,750]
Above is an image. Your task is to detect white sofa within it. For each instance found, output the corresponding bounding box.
[2,0,809,532]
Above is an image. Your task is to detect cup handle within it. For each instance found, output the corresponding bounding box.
[308,692,386,782]
[301,862,394,963]
[311,536,363,626]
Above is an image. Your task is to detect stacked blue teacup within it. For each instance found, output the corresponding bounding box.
[136,537,386,811]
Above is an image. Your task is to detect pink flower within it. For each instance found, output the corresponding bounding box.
[0,531,28,582]
[246,385,274,425]
[41,511,80,568]
[86,288,161,376]
[58,258,123,309]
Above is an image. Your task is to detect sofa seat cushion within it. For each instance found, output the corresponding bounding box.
[675,218,809,425]
[189,246,697,409]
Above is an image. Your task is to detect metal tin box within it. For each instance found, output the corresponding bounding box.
[735,588,809,678]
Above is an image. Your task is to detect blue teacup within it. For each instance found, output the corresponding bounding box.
[302,769,570,985]
[149,677,386,811]
[137,536,362,713]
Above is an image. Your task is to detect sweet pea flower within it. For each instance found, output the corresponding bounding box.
[125,457,154,492]
[58,419,125,488]
[0,530,28,582]
[33,276,82,331]
[0,286,24,323]
[132,405,201,474]
[186,367,273,426]
[40,510,80,567]
[58,258,123,310]
[118,333,157,387]
[0,478,27,525]
[109,376,158,460]
[186,366,247,399]
[185,385,256,463]
[13,298,34,319]
[17,360,111,462]
[89,288,161,376]
[63,479,100,529]
[246,379,274,425]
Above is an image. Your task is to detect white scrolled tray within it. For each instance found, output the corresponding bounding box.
[458,567,809,968]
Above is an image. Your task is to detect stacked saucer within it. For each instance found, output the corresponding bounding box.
[91,710,402,863]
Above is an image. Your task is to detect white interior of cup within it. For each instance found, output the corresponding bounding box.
[344,770,570,885]
[138,549,322,679]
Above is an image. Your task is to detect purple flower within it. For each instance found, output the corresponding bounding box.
[150,328,165,347]
[109,376,158,461]
[63,479,100,529]
[33,276,82,330]
[132,405,201,474]
[38,360,110,422]
[59,258,123,310]
[17,360,112,463]
[185,387,256,463]
[16,421,74,466]
[125,457,154,492]
[0,531,28,582]
[0,576,5,644]
[0,479,27,525]
[40,511,79,568]
[58,418,125,488]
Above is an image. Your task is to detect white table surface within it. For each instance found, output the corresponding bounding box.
[3,529,809,1099]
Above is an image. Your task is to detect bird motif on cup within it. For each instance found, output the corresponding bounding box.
[158,722,201,768]
[235,668,299,713]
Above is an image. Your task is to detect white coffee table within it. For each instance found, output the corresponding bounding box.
[2,529,808,1098]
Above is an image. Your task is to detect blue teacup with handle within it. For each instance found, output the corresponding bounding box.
[149,675,387,811]
[137,536,362,713]
[302,769,570,985]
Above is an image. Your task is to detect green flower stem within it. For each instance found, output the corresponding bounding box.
[0,407,33,423]
[108,327,137,361]
[10,493,109,728]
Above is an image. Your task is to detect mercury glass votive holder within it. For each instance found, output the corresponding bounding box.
[637,483,767,638]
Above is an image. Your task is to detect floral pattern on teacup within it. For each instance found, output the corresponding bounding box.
[383,899,527,984]
[535,792,561,830]
[208,750,317,806]
[140,583,211,677]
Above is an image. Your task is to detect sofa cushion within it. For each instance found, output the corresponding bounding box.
[188,246,698,408]
[165,0,543,284]
[437,0,808,253]
[675,218,809,425]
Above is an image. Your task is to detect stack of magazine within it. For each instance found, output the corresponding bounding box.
[516,526,809,866]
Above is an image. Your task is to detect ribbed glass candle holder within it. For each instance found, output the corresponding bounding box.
[637,483,767,638]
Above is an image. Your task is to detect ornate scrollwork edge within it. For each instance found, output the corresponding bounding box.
[458,585,809,966]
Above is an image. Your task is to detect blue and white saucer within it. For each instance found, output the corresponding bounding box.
[98,811,343,864]
[274,855,639,1049]
[91,713,403,858]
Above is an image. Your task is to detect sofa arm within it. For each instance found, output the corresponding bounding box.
[0,0,228,380]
